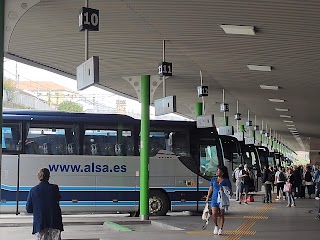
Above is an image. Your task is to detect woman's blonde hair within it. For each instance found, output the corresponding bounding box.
[37,168,50,182]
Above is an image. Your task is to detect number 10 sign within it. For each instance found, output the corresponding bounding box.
[79,7,99,31]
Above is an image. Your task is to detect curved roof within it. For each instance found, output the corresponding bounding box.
[4,0,320,152]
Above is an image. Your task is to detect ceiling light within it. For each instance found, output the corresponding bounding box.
[248,65,272,72]
[260,85,279,90]
[290,130,299,133]
[288,128,296,130]
[276,108,289,111]
[269,99,285,103]
[286,124,295,127]
[283,120,294,123]
[220,25,255,35]
[280,115,292,118]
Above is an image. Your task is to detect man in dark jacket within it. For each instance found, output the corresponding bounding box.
[26,168,63,239]
[262,165,273,203]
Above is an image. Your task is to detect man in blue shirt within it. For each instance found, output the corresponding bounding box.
[26,168,63,240]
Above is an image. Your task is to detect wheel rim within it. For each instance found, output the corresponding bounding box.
[149,196,163,214]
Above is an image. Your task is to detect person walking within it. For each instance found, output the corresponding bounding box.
[206,166,232,236]
[26,168,63,240]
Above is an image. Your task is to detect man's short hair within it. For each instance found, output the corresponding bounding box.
[37,168,50,182]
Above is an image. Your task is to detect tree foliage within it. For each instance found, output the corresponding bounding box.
[57,101,83,113]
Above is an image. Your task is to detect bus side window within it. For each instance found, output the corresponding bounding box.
[27,126,73,155]
[172,131,189,156]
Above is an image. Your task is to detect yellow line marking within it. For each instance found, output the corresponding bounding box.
[186,230,256,235]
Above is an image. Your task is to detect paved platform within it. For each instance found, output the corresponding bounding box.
[0,196,319,240]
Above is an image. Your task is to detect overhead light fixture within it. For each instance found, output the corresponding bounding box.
[276,108,289,112]
[248,65,272,72]
[286,124,295,127]
[269,99,285,103]
[280,115,292,118]
[290,130,299,133]
[260,85,279,90]
[288,128,296,130]
[283,120,294,123]
[220,24,255,35]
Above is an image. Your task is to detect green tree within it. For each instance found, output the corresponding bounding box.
[57,101,83,113]
[4,79,16,92]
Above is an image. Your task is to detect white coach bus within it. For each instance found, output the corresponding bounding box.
[0,110,225,216]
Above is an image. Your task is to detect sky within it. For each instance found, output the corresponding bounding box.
[3,58,190,120]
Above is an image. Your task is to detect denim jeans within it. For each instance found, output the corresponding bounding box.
[286,192,295,206]
[264,183,272,202]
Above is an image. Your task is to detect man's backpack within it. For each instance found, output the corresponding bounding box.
[279,171,286,182]
[232,170,237,183]
[268,171,275,182]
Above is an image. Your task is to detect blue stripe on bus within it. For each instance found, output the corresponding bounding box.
[1,184,208,192]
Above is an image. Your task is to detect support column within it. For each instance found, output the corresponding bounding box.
[195,102,202,117]
[0,0,5,201]
[140,75,150,221]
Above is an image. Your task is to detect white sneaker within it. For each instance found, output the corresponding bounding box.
[213,226,218,235]
[315,197,320,200]
[218,229,223,235]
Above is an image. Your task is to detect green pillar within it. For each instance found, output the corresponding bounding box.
[224,116,228,126]
[0,0,5,201]
[195,102,202,117]
[140,75,150,221]
[239,124,244,132]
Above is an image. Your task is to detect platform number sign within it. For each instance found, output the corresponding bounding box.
[158,62,172,77]
[79,7,99,31]
[197,86,208,97]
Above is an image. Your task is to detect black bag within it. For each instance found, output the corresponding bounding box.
[305,172,312,182]
[279,172,286,182]
[242,169,251,184]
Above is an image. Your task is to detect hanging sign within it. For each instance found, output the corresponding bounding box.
[79,7,100,31]
[158,62,172,77]
[197,86,208,97]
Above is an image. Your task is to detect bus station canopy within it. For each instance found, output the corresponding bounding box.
[3,0,320,153]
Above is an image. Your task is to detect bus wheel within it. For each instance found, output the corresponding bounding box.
[129,211,139,217]
[149,190,169,216]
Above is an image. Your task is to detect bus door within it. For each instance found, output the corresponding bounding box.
[198,142,221,207]
[241,143,262,192]
[219,135,242,187]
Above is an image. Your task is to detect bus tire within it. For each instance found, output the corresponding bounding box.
[149,190,169,216]
[129,211,139,217]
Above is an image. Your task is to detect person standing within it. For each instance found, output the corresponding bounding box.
[262,165,273,203]
[304,166,314,199]
[26,168,63,240]
[233,164,244,202]
[286,168,296,207]
[240,164,252,205]
[314,166,320,200]
[275,166,286,200]
[206,166,232,236]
